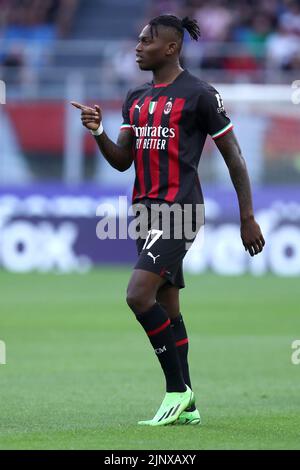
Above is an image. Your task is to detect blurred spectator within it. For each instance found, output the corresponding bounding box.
[232,11,275,58]
[0,0,79,69]
[265,24,300,69]
[193,0,234,41]
[48,0,79,38]
[1,0,300,88]
[0,0,10,31]
[111,41,141,87]
[279,0,300,35]
[147,0,183,18]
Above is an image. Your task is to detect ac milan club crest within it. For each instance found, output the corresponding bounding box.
[164,101,173,115]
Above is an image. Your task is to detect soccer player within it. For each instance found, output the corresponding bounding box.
[71,15,265,426]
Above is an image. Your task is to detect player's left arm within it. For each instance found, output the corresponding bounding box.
[215,130,265,257]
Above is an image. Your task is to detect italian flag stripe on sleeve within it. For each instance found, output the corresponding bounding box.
[120,124,132,131]
[211,122,233,140]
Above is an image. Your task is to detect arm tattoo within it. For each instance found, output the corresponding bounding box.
[215,131,254,221]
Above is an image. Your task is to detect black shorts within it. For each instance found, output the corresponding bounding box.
[134,202,203,289]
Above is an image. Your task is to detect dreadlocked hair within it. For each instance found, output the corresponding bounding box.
[149,15,201,41]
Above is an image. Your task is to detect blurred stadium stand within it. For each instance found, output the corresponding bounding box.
[73,0,146,39]
[0,0,299,182]
[0,1,299,275]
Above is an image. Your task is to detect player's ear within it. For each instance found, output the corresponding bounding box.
[166,41,178,56]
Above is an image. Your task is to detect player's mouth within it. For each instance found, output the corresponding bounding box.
[136,55,144,63]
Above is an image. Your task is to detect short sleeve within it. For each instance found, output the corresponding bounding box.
[120,90,133,132]
[197,87,233,140]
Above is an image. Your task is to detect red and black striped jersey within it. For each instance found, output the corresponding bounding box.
[121,69,233,205]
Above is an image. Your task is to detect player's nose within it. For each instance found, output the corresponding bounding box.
[136,42,143,53]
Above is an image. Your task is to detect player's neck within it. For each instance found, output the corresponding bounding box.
[152,64,184,86]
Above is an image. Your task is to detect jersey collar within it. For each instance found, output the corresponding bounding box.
[151,69,187,88]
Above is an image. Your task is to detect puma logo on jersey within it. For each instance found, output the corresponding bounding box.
[135,103,144,112]
[147,252,160,264]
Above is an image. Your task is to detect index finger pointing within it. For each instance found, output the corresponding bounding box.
[71,101,86,110]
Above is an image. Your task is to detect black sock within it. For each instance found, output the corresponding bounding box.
[171,314,196,411]
[136,303,186,393]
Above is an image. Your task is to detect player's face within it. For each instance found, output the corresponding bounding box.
[135,25,172,71]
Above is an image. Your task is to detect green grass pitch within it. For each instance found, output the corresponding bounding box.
[0,268,299,450]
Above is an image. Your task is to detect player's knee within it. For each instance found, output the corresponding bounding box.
[126,292,146,313]
[126,287,154,314]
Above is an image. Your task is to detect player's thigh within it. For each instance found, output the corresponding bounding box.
[157,284,180,320]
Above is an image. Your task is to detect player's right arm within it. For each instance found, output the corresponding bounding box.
[71,101,134,172]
